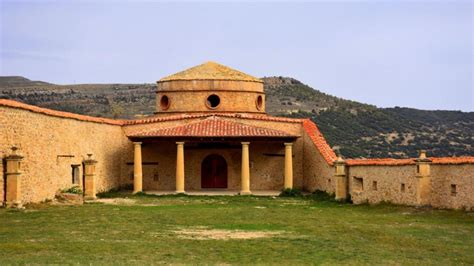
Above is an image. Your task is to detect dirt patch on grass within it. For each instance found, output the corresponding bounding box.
[173,227,283,240]
[94,198,137,205]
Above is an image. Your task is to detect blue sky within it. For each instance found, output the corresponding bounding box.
[1,1,473,111]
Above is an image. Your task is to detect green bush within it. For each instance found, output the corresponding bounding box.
[61,186,83,195]
[311,190,335,202]
[279,188,302,197]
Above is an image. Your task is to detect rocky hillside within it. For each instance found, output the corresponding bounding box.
[1,76,472,159]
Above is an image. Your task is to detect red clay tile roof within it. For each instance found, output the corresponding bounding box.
[346,156,474,166]
[302,119,337,166]
[431,157,474,165]
[346,158,416,166]
[0,99,123,125]
[128,116,298,138]
[125,113,304,125]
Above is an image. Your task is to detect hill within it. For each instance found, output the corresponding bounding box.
[0,76,52,87]
[263,77,473,158]
[1,76,472,159]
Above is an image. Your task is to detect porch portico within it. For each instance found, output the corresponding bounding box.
[127,116,299,194]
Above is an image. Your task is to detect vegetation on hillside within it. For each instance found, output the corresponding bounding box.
[264,77,473,158]
[1,76,472,158]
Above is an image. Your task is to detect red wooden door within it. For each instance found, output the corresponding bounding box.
[201,154,228,188]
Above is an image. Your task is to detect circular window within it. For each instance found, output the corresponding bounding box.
[206,94,220,109]
[160,95,170,110]
[256,95,263,110]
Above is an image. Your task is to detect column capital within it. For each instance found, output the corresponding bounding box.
[284,142,293,147]
[83,154,97,165]
[241,142,250,145]
[133,141,142,145]
[6,146,23,160]
[176,141,185,145]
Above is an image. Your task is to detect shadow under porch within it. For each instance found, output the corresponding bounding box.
[126,139,300,195]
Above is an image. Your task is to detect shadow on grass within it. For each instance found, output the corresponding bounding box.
[96,188,350,205]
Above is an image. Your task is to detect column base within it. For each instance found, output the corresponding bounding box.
[133,190,143,194]
[5,200,23,209]
[175,190,186,194]
[335,196,347,202]
[84,196,97,201]
[240,191,252,195]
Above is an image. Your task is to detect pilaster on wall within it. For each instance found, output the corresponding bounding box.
[5,147,24,208]
[83,154,98,200]
[415,150,432,206]
[334,155,348,201]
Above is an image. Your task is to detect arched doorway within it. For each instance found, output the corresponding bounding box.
[201,154,228,189]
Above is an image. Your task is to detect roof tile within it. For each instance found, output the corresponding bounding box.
[0,99,123,125]
[128,116,298,138]
[302,119,337,166]
[125,113,304,125]
[346,156,474,166]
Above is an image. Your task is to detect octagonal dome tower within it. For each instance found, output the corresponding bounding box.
[156,61,265,115]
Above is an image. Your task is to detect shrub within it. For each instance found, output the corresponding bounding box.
[279,188,302,197]
[311,190,335,202]
[61,186,83,195]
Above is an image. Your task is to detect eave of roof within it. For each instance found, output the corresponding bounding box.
[127,116,299,139]
[346,156,474,166]
[431,157,474,165]
[302,119,337,166]
[346,158,416,166]
[0,99,124,125]
[125,113,304,125]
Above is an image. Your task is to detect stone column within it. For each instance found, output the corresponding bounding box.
[334,155,348,201]
[240,142,251,195]
[133,142,143,194]
[83,154,97,200]
[415,150,432,206]
[5,147,24,208]
[284,143,294,189]
[175,142,185,193]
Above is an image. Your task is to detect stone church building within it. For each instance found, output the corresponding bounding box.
[1,62,473,210]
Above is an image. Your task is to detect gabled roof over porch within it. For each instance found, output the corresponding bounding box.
[127,116,298,139]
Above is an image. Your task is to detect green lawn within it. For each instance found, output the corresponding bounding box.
[0,192,473,264]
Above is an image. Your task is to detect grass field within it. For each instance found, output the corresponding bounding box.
[0,192,473,264]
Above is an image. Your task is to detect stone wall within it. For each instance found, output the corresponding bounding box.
[430,164,474,210]
[347,165,418,205]
[0,105,130,204]
[0,157,4,203]
[301,133,334,193]
[158,80,263,92]
[345,163,474,210]
[156,79,265,115]
[156,91,265,114]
